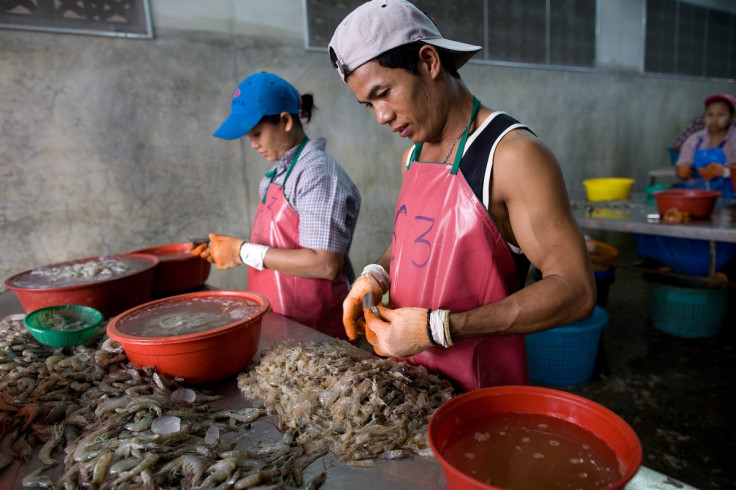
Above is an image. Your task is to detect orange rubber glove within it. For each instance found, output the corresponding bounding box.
[676,165,692,180]
[364,304,433,358]
[188,240,209,257]
[698,163,724,181]
[343,273,385,341]
[190,233,245,270]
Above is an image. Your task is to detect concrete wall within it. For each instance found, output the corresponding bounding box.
[1,0,734,294]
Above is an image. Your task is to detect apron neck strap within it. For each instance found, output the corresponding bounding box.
[262,136,309,204]
[450,97,481,175]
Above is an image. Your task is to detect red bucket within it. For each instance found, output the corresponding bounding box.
[132,243,211,294]
[107,290,270,384]
[428,386,641,490]
[4,253,159,318]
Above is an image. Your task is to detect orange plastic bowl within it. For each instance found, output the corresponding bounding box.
[132,243,211,294]
[653,189,721,218]
[107,290,269,384]
[4,254,159,318]
[428,386,642,490]
[586,239,620,272]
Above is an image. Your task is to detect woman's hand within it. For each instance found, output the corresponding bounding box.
[676,164,692,179]
[189,233,245,270]
[698,163,724,181]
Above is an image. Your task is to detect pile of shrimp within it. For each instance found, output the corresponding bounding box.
[0,315,325,489]
[30,259,130,282]
[238,339,454,465]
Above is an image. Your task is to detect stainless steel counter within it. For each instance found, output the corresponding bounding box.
[0,290,696,489]
[571,194,736,243]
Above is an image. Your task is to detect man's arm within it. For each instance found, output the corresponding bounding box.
[450,130,596,339]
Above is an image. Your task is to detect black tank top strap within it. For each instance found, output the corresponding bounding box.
[460,113,528,203]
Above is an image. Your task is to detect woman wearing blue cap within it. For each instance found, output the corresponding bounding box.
[190,72,361,339]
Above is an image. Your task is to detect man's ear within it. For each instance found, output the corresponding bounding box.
[417,44,442,79]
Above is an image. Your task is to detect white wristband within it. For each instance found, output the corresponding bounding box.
[239,243,269,271]
[724,167,731,178]
[429,309,452,348]
[360,264,389,291]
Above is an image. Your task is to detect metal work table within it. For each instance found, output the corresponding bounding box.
[571,194,736,243]
[0,290,695,489]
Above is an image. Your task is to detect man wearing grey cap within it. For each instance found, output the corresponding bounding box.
[330,0,596,391]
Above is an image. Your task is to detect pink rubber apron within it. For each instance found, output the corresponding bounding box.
[248,138,349,339]
[389,98,529,391]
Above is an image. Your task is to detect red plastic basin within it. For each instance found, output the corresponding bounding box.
[107,290,270,384]
[428,386,641,490]
[4,253,159,318]
[653,189,721,218]
[131,243,211,294]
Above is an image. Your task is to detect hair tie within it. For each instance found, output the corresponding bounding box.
[298,91,308,119]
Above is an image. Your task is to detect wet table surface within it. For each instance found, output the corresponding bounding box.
[0,290,696,489]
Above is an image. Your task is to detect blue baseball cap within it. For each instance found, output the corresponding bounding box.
[213,72,300,140]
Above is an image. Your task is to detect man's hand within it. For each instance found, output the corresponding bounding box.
[342,274,385,340]
[698,163,724,181]
[364,305,432,358]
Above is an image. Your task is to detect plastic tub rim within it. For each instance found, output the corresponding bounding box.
[428,385,642,490]
[131,243,200,263]
[529,306,610,335]
[107,290,271,346]
[4,253,160,292]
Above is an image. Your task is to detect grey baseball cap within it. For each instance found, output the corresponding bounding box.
[329,0,481,82]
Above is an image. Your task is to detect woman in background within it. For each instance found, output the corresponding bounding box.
[676,93,736,198]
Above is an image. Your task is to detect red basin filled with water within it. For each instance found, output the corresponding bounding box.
[4,253,159,318]
[107,290,270,384]
[428,386,641,490]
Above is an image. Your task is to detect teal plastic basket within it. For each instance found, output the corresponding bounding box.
[649,281,727,338]
[526,306,609,386]
[24,305,104,347]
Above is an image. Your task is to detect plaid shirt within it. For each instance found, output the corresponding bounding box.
[258,137,361,282]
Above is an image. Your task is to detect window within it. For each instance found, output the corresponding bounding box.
[0,0,153,39]
[645,0,735,80]
[305,0,597,71]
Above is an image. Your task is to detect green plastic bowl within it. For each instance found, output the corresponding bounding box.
[24,305,104,347]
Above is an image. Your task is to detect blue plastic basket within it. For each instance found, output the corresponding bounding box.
[649,281,728,338]
[526,306,609,386]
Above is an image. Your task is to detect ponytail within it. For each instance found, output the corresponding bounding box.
[300,93,315,122]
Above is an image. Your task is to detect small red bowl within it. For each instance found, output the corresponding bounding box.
[132,243,211,294]
[107,290,269,384]
[428,386,641,490]
[4,254,159,318]
[653,189,721,218]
